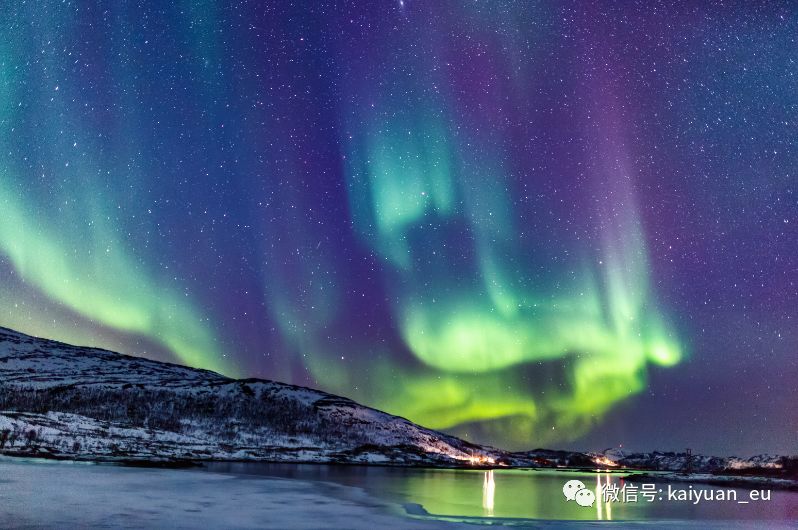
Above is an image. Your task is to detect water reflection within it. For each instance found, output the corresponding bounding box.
[595,473,612,520]
[203,463,798,522]
[482,470,495,516]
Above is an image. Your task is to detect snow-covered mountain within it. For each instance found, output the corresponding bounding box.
[595,448,797,479]
[0,326,505,466]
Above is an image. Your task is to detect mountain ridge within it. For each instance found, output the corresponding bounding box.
[1,325,795,485]
[0,325,506,466]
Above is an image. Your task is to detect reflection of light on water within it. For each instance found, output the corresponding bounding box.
[482,470,495,516]
[595,474,612,520]
[596,475,602,520]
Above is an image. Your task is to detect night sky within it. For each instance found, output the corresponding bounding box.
[1,1,795,455]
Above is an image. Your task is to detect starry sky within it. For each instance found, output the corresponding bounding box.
[0,1,795,455]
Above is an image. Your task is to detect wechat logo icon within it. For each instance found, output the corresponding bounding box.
[563,479,595,507]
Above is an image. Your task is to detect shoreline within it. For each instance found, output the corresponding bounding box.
[4,450,796,492]
[0,449,504,470]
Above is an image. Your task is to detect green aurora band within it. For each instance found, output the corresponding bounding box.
[317,120,683,445]
[0,178,233,376]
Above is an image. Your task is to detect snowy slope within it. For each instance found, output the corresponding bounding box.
[0,327,228,388]
[0,326,505,466]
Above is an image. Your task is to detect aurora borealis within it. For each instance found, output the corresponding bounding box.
[1,1,796,454]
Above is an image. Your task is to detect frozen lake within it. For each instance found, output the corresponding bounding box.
[1,457,796,528]
[206,462,798,523]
